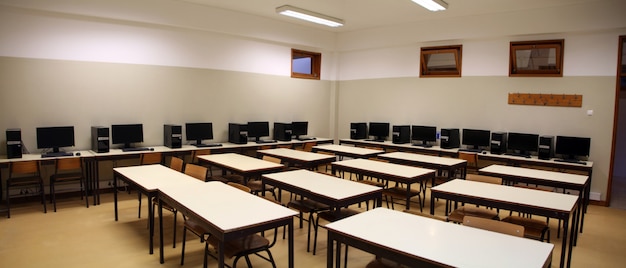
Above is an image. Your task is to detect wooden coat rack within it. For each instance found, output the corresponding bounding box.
[508,93,582,107]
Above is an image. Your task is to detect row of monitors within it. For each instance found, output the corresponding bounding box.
[350,122,591,159]
[18,121,310,152]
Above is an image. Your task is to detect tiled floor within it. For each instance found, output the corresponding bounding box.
[1,186,626,268]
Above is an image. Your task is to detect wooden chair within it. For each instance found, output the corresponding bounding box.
[150,156,185,248]
[169,156,184,172]
[245,156,279,199]
[463,216,525,237]
[501,184,553,242]
[180,163,210,265]
[184,163,209,182]
[49,157,88,212]
[297,141,317,152]
[138,152,163,217]
[457,151,479,176]
[446,174,502,224]
[6,160,47,218]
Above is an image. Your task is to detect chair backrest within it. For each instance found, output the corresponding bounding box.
[169,157,184,172]
[227,182,251,193]
[10,161,40,177]
[140,152,162,165]
[458,151,478,167]
[262,155,282,164]
[463,216,524,237]
[302,141,317,152]
[184,163,208,182]
[55,157,82,173]
[191,149,211,163]
[466,174,502,185]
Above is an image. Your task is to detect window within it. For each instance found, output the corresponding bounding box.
[420,45,462,77]
[509,39,564,77]
[291,49,321,80]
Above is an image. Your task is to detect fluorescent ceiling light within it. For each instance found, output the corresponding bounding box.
[412,0,448,12]
[276,5,344,27]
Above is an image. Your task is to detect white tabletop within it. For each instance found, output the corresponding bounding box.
[257,148,336,162]
[312,144,384,156]
[325,207,553,268]
[332,158,435,179]
[262,169,381,201]
[480,164,588,186]
[159,181,296,232]
[0,150,94,163]
[432,179,578,212]
[197,153,283,172]
[113,164,203,190]
[379,151,466,166]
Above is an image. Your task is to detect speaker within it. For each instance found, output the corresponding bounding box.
[392,125,410,144]
[440,128,460,149]
[6,128,22,159]
[538,135,554,160]
[91,126,109,153]
[273,122,292,141]
[490,132,507,155]
[164,124,182,149]
[228,123,247,144]
[350,122,367,139]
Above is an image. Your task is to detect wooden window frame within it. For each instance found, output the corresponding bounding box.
[291,49,321,80]
[420,45,462,78]
[509,39,564,77]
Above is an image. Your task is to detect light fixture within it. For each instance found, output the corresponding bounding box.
[276,5,344,27]
[412,0,448,12]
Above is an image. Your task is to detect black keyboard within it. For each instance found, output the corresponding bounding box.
[122,147,151,152]
[554,159,587,165]
[256,140,276,144]
[365,139,385,142]
[459,148,482,153]
[41,152,74,158]
[195,143,222,148]
[297,137,316,141]
[504,153,531,158]
[412,143,433,148]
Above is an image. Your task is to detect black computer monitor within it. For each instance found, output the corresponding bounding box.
[368,122,390,141]
[291,121,308,139]
[507,132,539,157]
[36,126,75,153]
[112,124,143,149]
[411,125,437,146]
[555,136,591,161]
[185,122,213,145]
[247,121,270,142]
[462,129,491,150]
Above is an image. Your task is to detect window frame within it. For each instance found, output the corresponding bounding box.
[509,39,564,77]
[291,49,321,80]
[419,45,463,78]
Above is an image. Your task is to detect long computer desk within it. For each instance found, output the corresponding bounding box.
[326,207,554,268]
[256,148,336,170]
[157,181,297,267]
[430,179,579,268]
[331,158,436,210]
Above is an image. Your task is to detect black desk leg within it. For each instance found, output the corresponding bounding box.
[327,233,335,268]
[114,175,118,221]
[159,198,164,264]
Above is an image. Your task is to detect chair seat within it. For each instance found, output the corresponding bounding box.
[7,176,42,186]
[288,199,329,213]
[382,186,420,198]
[317,208,360,222]
[50,172,83,183]
[223,174,245,184]
[502,215,550,242]
[207,234,270,259]
[447,206,499,224]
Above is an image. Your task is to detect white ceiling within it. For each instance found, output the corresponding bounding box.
[177,0,603,32]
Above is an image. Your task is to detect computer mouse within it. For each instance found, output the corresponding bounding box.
[149,148,154,151]
[75,152,81,156]
[482,151,487,154]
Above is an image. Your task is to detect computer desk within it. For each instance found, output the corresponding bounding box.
[431,179,579,268]
[326,207,554,268]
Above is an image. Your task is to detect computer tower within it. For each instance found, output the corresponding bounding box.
[392,125,410,144]
[228,123,247,144]
[490,132,507,155]
[350,122,367,139]
[538,135,554,160]
[440,128,460,149]
[91,126,109,153]
[273,122,292,142]
[164,124,182,149]
[6,128,22,159]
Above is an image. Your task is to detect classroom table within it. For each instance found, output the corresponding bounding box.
[256,148,336,170]
[196,153,284,183]
[326,207,554,268]
[331,158,436,210]
[311,144,384,159]
[378,151,467,180]
[157,181,297,267]
[479,164,590,234]
[430,179,579,268]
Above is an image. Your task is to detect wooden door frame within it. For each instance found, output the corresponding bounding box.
[606,35,626,206]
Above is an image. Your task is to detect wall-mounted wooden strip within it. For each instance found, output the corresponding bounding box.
[508,93,583,107]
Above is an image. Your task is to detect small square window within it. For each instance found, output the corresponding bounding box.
[510,40,564,77]
[291,49,321,80]
[420,45,462,77]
